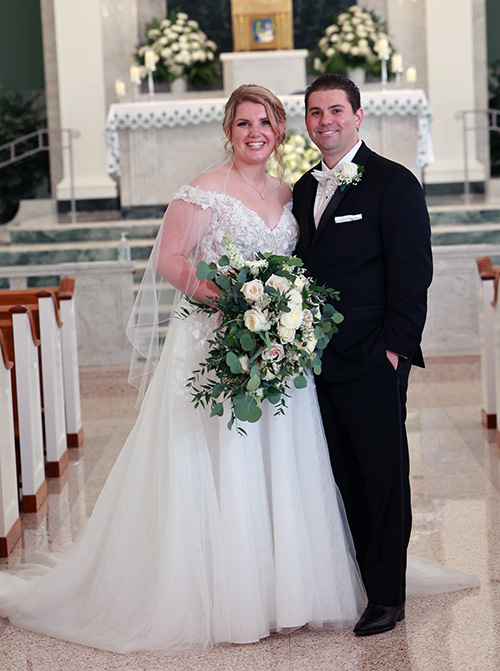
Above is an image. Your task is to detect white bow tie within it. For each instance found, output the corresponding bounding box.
[311,168,338,188]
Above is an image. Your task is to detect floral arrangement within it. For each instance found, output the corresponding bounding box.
[134,12,219,88]
[181,239,343,432]
[311,5,394,77]
[267,132,322,186]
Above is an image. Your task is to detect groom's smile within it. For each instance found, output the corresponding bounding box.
[305,89,363,168]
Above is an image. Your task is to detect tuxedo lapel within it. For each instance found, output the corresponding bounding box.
[312,142,371,247]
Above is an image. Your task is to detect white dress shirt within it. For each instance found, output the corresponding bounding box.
[313,139,363,226]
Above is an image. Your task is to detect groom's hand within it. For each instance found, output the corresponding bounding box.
[386,349,399,370]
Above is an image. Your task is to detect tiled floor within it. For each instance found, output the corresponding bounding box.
[1,356,499,670]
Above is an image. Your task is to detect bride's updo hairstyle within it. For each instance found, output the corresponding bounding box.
[223,84,287,175]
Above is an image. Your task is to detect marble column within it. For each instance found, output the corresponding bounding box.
[52,0,117,205]
[423,0,487,191]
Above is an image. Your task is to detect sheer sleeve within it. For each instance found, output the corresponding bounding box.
[126,186,218,404]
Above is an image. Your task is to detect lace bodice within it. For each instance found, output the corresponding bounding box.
[174,184,299,262]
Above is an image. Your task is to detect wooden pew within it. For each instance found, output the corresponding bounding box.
[476,257,499,429]
[0,276,83,447]
[0,328,21,556]
[0,294,68,478]
[0,308,47,513]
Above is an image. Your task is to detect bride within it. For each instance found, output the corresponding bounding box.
[0,85,367,654]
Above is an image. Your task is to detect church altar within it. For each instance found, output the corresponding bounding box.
[105,88,434,216]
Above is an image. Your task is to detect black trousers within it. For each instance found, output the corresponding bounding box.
[316,356,412,606]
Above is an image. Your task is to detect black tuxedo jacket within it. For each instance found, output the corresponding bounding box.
[293,141,433,382]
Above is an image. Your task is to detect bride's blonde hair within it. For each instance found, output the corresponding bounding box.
[223,84,287,177]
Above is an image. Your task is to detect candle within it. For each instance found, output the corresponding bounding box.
[145,49,156,71]
[391,53,403,73]
[377,38,389,59]
[406,66,417,84]
[115,79,126,98]
[130,65,141,84]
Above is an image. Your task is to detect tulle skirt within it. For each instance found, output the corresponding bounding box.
[0,310,367,654]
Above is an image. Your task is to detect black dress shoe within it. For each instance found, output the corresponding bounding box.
[353,602,405,636]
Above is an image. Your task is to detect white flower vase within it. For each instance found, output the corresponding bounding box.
[171,76,188,95]
[346,67,366,88]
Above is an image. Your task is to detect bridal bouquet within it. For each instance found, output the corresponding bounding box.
[181,239,343,432]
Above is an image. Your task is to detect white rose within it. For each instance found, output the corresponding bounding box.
[244,308,271,332]
[239,355,250,373]
[280,306,303,329]
[341,162,359,179]
[313,57,325,73]
[326,47,335,58]
[266,274,290,293]
[278,324,296,344]
[287,289,303,306]
[241,279,265,302]
[262,342,285,362]
[177,12,188,20]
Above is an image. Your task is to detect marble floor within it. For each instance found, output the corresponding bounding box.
[1,356,499,670]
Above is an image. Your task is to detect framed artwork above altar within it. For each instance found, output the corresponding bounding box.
[231,0,293,51]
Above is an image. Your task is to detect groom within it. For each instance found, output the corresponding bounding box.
[293,74,432,636]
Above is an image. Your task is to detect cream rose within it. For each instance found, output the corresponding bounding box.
[280,306,303,329]
[241,279,265,302]
[265,274,291,293]
[262,342,285,363]
[244,308,271,332]
[277,324,295,344]
[287,289,303,306]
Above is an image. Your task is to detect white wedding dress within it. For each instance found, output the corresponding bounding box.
[0,187,368,654]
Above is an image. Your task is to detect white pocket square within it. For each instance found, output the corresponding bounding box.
[335,214,363,223]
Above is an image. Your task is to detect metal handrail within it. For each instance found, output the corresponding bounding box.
[455,109,500,196]
[0,127,80,223]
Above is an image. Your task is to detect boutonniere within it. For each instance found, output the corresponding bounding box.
[332,162,365,192]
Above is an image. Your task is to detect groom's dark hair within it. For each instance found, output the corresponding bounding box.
[305,74,361,114]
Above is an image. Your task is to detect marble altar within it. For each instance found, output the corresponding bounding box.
[105,88,434,215]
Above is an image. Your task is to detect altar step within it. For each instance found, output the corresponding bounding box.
[3,202,500,285]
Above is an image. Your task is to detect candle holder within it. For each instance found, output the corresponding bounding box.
[380,55,389,89]
[395,68,404,86]
[144,49,156,101]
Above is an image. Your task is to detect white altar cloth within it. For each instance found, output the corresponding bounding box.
[105,89,433,209]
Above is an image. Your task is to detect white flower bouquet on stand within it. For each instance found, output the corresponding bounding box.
[267,133,322,186]
[134,12,219,89]
[310,5,394,81]
[180,239,344,433]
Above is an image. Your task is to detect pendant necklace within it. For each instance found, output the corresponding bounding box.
[234,167,266,200]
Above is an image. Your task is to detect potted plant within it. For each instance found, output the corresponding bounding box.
[134,12,220,91]
[0,87,47,224]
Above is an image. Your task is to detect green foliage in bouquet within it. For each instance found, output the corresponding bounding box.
[267,133,322,187]
[0,87,47,224]
[134,12,219,88]
[310,5,394,78]
[180,239,343,434]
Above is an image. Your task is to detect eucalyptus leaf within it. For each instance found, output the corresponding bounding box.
[332,311,344,324]
[210,403,224,417]
[293,375,308,389]
[240,332,256,352]
[226,351,242,374]
[246,374,261,391]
